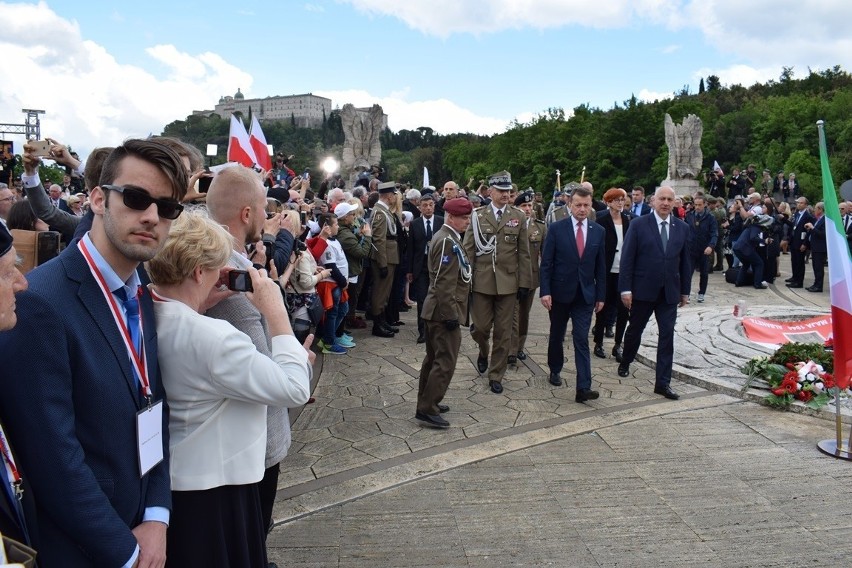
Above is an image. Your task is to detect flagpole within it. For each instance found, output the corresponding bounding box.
[814,119,852,460]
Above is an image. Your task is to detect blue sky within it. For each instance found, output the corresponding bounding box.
[1,0,850,157]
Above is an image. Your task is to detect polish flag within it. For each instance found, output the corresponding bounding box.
[817,120,852,389]
[227,114,258,168]
[249,115,272,172]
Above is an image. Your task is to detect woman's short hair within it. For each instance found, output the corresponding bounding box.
[602,187,627,203]
[147,210,233,286]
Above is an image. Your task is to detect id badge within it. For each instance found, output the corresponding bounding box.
[136,400,164,477]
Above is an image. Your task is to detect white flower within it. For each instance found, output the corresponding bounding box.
[813,382,824,394]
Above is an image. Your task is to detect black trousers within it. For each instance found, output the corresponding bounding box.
[621,288,678,388]
[258,462,280,536]
[790,246,806,283]
[593,271,628,346]
[810,251,826,288]
[691,253,710,295]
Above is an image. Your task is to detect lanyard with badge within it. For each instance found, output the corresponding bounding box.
[78,239,164,477]
[0,427,23,501]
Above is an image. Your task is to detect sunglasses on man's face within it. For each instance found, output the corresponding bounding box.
[101,184,183,220]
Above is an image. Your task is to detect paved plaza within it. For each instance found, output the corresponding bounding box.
[268,255,851,567]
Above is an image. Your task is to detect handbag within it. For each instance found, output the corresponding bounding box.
[1,534,37,568]
[306,293,325,327]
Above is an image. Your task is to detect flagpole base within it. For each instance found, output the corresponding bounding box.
[817,439,852,461]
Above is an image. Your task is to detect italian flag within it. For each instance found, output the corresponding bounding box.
[817,120,852,389]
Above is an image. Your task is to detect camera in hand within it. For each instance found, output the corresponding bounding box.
[227,270,253,292]
[294,239,307,256]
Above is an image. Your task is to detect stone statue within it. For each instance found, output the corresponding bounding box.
[664,113,703,180]
[340,103,383,185]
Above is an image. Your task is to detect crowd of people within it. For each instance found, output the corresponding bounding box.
[2,136,852,568]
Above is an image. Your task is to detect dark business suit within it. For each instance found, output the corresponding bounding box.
[0,422,38,551]
[408,214,444,335]
[629,201,651,217]
[540,218,606,391]
[618,213,693,389]
[592,212,631,347]
[787,209,815,285]
[807,215,827,289]
[0,245,171,567]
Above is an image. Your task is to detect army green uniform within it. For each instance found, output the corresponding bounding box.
[512,218,547,356]
[548,205,569,225]
[464,204,532,383]
[369,201,399,317]
[710,205,727,270]
[417,226,471,415]
[533,201,546,222]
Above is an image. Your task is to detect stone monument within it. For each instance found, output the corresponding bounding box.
[661,113,703,195]
[340,103,384,187]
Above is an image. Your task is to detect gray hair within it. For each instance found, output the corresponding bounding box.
[405,188,421,201]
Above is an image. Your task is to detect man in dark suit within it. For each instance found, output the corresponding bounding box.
[0,139,187,566]
[0,223,37,556]
[684,195,717,302]
[407,194,443,343]
[783,196,815,288]
[618,186,693,400]
[48,183,71,212]
[539,186,606,402]
[805,202,827,292]
[629,186,652,217]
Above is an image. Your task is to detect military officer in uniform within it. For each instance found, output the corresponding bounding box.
[547,182,579,225]
[415,198,473,428]
[464,171,532,393]
[511,190,547,363]
[370,181,401,337]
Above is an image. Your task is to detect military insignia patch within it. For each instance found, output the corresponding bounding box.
[441,255,451,265]
[507,219,519,228]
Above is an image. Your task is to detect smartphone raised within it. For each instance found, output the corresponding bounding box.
[198,175,213,193]
[29,140,52,157]
[300,211,307,225]
[227,270,253,292]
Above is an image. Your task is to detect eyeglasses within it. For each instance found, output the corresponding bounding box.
[0,195,16,203]
[102,184,183,220]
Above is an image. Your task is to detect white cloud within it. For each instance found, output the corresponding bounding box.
[304,3,325,12]
[341,0,679,37]
[0,1,252,158]
[661,44,680,54]
[315,89,520,135]
[637,88,673,103]
[692,64,782,88]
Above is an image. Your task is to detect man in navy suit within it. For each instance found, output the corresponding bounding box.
[618,186,693,400]
[540,186,606,401]
[629,186,652,217]
[804,202,827,292]
[783,196,815,288]
[0,139,187,567]
[407,194,444,343]
[0,223,37,554]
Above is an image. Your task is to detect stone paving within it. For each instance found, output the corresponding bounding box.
[268,254,849,566]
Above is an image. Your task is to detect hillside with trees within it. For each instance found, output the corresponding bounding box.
[161,66,852,203]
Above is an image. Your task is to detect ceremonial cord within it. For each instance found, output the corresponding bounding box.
[469,210,497,272]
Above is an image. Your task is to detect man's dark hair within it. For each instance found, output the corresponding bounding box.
[367,192,380,208]
[149,136,204,172]
[420,194,435,203]
[632,186,645,195]
[99,138,189,201]
[85,147,115,191]
[317,212,337,229]
[572,186,593,200]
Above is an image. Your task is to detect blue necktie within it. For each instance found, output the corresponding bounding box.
[116,287,141,355]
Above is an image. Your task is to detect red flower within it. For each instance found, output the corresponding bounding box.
[780,376,798,394]
[772,387,787,396]
[823,374,836,389]
[786,363,797,370]
[825,338,834,347]
[797,390,814,402]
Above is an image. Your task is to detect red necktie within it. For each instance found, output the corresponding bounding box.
[576,221,584,257]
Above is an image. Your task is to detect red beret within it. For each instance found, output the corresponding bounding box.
[443,198,472,216]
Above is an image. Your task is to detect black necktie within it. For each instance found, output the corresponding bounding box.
[496,209,503,222]
[425,218,432,240]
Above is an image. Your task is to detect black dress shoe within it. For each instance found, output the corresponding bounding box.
[390,320,405,326]
[437,404,449,413]
[617,363,630,377]
[399,304,411,312]
[415,412,450,428]
[575,389,600,403]
[372,325,394,338]
[549,372,562,386]
[416,333,426,344]
[605,326,615,338]
[806,285,823,292]
[785,277,795,283]
[654,385,680,400]
[754,283,768,289]
[517,351,527,360]
[593,344,606,359]
[612,344,623,363]
[786,282,803,288]
[477,355,488,374]
[507,355,517,365]
[489,380,503,394]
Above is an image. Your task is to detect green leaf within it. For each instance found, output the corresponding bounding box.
[806,393,832,409]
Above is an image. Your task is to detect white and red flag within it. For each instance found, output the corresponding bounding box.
[817,120,852,389]
[227,114,258,168]
[249,114,272,171]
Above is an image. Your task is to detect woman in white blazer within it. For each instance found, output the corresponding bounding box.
[147,211,312,567]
